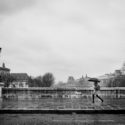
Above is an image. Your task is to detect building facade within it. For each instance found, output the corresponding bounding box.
[0,63,10,74]
[9,73,29,88]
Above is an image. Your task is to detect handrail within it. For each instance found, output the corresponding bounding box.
[3,87,125,90]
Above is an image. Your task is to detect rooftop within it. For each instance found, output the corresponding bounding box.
[11,73,28,81]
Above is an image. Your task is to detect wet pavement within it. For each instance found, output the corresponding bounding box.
[0,114,125,125]
[1,97,125,124]
[0,97,125,110]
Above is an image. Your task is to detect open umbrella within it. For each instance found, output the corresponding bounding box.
[88,78,100,83]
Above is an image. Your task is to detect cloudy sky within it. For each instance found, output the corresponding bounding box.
[0,0,125,82]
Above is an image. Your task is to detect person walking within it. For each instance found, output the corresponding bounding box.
[92,81,103,103]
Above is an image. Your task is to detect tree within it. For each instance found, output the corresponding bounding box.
[28,76,35,87]
[34,76,43,87]
[28,76,43,87]
[42,73,55,87]
[28,73,55,87]
[0,73,15,87]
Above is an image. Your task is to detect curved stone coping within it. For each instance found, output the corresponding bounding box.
[0,109,125,114]
[4,87,125,91]
[3,87,93,91]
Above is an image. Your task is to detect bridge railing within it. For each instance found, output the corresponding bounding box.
[2,87,125,99]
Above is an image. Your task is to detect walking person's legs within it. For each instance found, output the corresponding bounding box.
[92,94,95,103]
[96,94,103,102]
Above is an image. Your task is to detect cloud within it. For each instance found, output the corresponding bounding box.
[0,0,125,82]
[0,0,36,15]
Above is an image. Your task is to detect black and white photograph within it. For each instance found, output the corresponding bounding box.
[0,0,125,124]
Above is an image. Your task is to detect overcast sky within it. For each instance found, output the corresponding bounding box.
[0,0,125,82]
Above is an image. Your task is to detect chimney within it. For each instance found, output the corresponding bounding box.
[2,63,5,68]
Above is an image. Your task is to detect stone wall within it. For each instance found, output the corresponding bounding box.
[2,87,125,99]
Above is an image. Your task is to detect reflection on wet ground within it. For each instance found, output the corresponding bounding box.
[1,97,125,124]
[0,114,125,125]
[0,97,125,110]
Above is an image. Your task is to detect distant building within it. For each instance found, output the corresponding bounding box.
[67,76,75,84]
[55,75,92,88]
[98,62,125,87]
[98,73,115,87]
[76,75,91,87]
[9,73,29,88]
[121,62,125,75]
[0,63,10,74]
[114,70,122,76]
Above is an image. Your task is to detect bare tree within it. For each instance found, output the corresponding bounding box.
[42,73,55,87]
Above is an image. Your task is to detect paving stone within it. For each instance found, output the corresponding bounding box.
[1,98,125,111]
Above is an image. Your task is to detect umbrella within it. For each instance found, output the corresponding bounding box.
[88,78,100,83]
